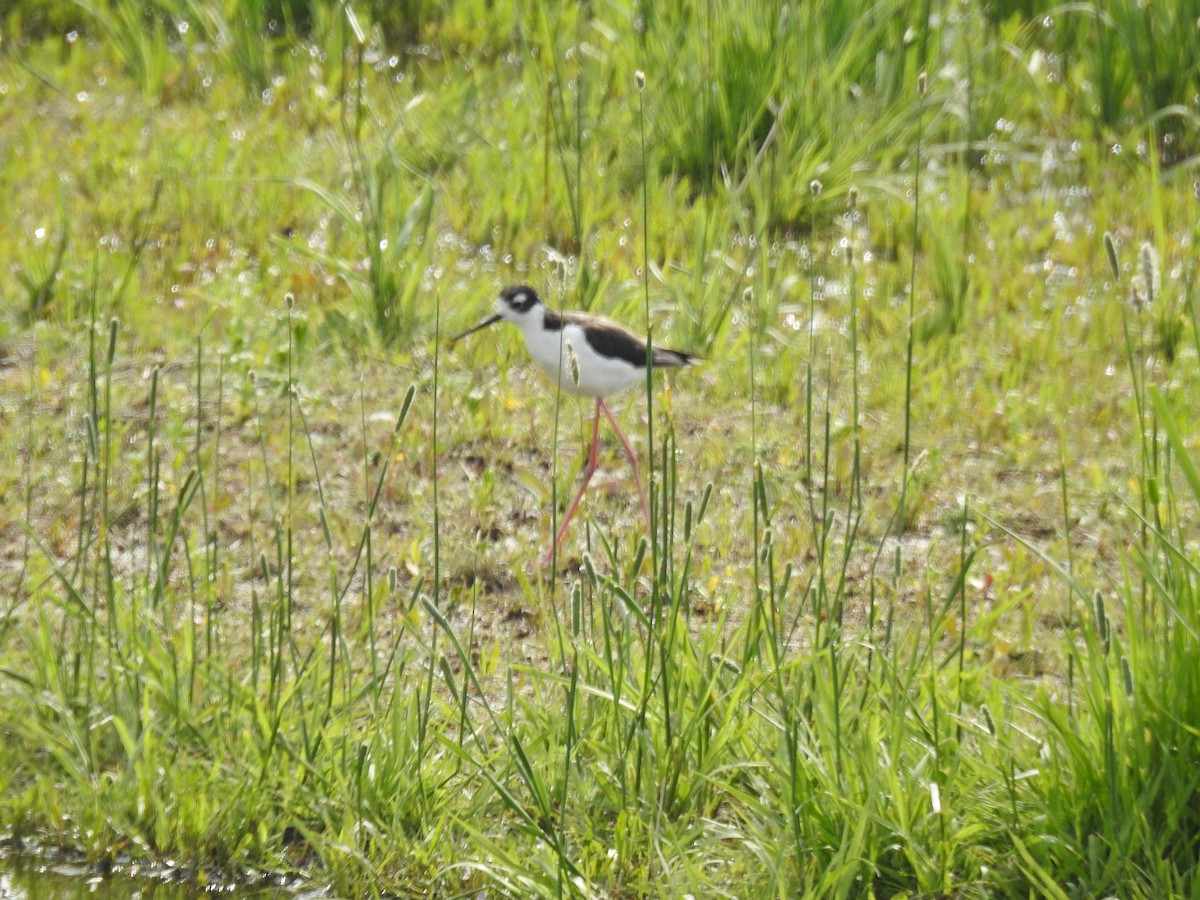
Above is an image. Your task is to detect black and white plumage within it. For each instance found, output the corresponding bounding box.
[451,285,697,563]
[450,285,696,397]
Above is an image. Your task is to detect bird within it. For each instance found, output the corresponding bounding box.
[450,284,697,564]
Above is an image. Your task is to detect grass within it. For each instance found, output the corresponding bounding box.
[2,0,1200,896]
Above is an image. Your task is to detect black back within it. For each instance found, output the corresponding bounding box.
[581,323,652,367]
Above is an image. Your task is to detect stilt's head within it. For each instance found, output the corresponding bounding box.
[449,285,544,344]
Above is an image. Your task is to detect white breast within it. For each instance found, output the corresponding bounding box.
[519,321,645,398]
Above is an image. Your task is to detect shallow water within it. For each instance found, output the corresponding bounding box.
[0,857,304,899]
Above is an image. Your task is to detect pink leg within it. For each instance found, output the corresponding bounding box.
[542,400,603,564]
[598,399,650,528]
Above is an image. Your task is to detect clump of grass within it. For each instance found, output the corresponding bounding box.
[643,0,942,231]
[70,0,174,97]
[1050,1,1200,157]
[1032,389,1200,893]
[277,9,435,346]
[14,206,68,324]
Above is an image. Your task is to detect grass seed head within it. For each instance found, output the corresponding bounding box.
[567,340,581,387]
[1103,231,1120,282]
[1129,276,1149,311]
[1137,241,1159,306]
[1093,591,1109,641]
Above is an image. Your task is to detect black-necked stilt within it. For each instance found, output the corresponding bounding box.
[451,284,697,563]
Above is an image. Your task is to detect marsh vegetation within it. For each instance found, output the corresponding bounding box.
[2,0,1199,896]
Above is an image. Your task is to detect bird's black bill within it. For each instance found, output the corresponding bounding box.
[448,313,502,345]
